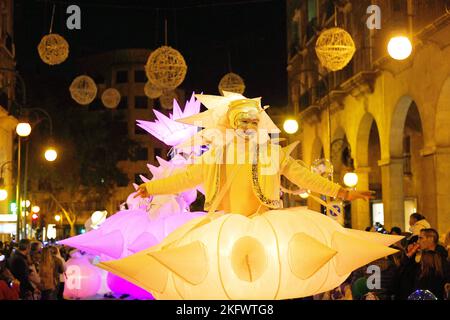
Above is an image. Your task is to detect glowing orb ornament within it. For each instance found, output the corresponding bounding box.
[63,253,102,299]
[69,75,98,105]
[315,27,356,71]
[16,123,32,137]
[101,88,121,109]
[407,289,438,300]
[343,172,358,188]
[387,36,413,60]
[283,119,299,134]
[159,90,178,110]
[0,190,7,201]
[37,33,69,65]
[144,81,163,99]
[44,148,57,162]
[218,72,245,96]
[145,46,187,90]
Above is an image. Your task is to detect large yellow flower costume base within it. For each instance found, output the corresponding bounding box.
[98,208,401,300]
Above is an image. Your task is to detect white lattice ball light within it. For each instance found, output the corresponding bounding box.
[101,88,121,109]
[38,33,70,65]
[145,46,187,90]
[315,27,356,72]
[144,81,163,99]
[70,75,98,105]
[218,72,246,96]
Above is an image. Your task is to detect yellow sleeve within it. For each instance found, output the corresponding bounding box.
[281,155,341,198]
[144,161,203,195]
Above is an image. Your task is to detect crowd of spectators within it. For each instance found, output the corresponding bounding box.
[313,213,450,300]
[0,239,69,300]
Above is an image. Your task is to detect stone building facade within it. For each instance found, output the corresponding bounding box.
[286,0,450,237]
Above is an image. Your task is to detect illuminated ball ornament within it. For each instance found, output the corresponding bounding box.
[343,172,358,188]
[44,148,58,162]
[69,75,98,105]
[283,119,299,134]
[16,123,32,137]
[101,88,121,109]
[55,215,61,222]
[315,27,356,71]
[37,33,69,65]
[145,46,187,90]
[218,72,245,96]
[144,81,162,99]
[387,36,413,60]
[31,205,40,213]
[159,90,178,110]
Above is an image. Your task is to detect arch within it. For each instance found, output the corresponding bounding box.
[356,113,380,168]
[435,76,450,147]
[390,95,424,158]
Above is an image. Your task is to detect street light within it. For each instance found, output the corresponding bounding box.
[283,119,299,134]
[16,122,32,137]
[387,36,412,60]
[44,148,58,162]
[343,172,358,188]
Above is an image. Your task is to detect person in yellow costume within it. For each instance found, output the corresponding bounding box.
[98,92,401,300]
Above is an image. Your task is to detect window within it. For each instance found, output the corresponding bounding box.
[134,147,148,161]
[307,0,316,22]
[134,70,146,83]
[88,98,103,111]
[152,98,161,111]
[135,173,147,185]
[154,148,162,158]
[403,135,411,175]
[134,126,148,135]
[135,96,148,109]
[117,96,128,109]
[115,70,128,84]
[114,121,129,138]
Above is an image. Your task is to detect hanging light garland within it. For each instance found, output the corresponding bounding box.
[70,75,98,105]
[145,46,187,90]
[144,81,163,99]
[37,5,69,66]
[218,72,246,96]
[159,90,178,110]
[315,27,356,72]
[101,88,121,109]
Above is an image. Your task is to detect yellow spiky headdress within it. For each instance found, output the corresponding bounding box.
[174,91,280,149]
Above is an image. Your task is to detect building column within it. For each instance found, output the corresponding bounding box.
[378,158,404,230]
[350,166,371,230]
[434,146,450,238]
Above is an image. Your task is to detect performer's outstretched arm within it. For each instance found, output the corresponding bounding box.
[134,162,203,198]
[281,155,372,201]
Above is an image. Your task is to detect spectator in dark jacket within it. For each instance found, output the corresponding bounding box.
[8,239,35,299]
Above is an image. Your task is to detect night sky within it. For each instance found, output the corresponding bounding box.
[14,0,287,107]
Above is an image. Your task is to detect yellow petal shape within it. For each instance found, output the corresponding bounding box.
[288,232,337,280]
[332,232,398,277]
[148,241,208,285]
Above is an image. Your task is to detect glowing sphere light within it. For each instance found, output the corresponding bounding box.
[31,205,40,213]
[387,36,412,60]
[343,172,358,188]
[16,123,32,137]
[44,148,58,162]
[283,119,299,134]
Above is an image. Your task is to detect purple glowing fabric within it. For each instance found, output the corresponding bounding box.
[60,93,206,299]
